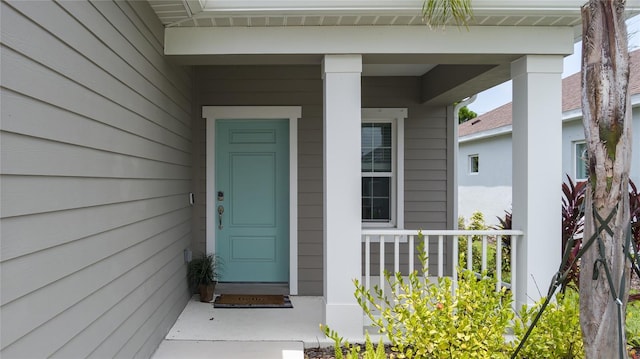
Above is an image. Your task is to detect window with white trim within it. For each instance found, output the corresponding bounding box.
[361,109,406,228]
[574,141,588,181]
[469,154,479,174]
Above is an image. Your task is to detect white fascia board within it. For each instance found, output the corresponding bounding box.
[562,93,640,123]
[458,125,512,143]
[463,93,640,142]
[200,0,638,16]
[165,25,574,56]
[561,108,582,122]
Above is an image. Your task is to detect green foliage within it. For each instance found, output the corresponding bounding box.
[187,253,219,289]
[459,241,497,276]
[627,301,640,349]
[466,211,488,231]
[513,288,583,358]
[460,210,488,240]
[458,105,478,124]
[321,327,387,359]
[422,0,473,28]
[494,210,512,273]
[348,236,513,359]
[458,211,508,278]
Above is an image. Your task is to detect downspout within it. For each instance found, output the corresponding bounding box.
[452,95,477,230]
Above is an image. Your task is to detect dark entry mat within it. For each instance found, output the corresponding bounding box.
[213,294,293,308]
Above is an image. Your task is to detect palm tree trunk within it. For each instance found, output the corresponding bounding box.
[579,1,632,358]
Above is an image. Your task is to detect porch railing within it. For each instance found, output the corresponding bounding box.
[361,229,524,315]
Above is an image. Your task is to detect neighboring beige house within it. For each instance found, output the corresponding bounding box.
[2,0,635,357]
[458,49,640,225]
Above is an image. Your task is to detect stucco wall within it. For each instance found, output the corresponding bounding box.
[458,106,640,227]
[0,1,193,357]
[458,133,513,225]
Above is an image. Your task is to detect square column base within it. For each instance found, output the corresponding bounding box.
[323,300,364,341]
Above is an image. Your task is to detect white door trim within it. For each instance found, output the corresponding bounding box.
[203,106,301,295]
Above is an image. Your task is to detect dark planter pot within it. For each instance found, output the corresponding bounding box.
[198,282,216,302]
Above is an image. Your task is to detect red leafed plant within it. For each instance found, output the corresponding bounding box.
[560,175,587,291]
[497,177,638,295]
[629,180,640,301]
[631,180,640,253]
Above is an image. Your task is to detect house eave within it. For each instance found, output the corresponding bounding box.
[150,0,640,28]
[460,93,640,142]
[459,125,512,143]
[561,92,640,122]
[198,0,632,17]
[164,26,575,57]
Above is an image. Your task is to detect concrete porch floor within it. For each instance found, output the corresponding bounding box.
[152,283,334,359]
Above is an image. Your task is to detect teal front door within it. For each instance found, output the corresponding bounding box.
[215,119,289,282]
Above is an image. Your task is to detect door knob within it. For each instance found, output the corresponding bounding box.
[218,205,224,229]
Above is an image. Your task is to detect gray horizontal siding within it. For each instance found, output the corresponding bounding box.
[193,68,451,295]
[362,81,450,275]
[194,65,325,295]
[1,0,192,358]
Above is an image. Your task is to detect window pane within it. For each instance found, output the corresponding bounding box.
[373,148,392,172]
[372,198,390,220]
[575,142,588,180]
[469,155,479,174]
[372,177,390,197]
[362,177,372,197]
[362,177,391,221]
[361,123,392,173]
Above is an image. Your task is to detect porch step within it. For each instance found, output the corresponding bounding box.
[152,340,304,359]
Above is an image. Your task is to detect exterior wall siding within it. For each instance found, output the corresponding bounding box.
[458,108,640,226]
[194,69,451,294]
[0,1,193,358]
[458,134,513,225]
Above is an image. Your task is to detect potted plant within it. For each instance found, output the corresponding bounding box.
[187,253,219,302]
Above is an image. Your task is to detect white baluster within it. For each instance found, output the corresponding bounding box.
[438,235,444,277]
[365,235,371,311]
[467,236,473,271]
[481,235,488,274]
[496,234,502,292]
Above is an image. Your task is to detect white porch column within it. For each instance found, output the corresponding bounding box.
[511,55,563,308]
[322,54,363,339]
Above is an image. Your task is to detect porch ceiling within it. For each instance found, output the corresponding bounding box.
[147,0,636,104]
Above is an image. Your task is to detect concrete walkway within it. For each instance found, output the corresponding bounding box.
[152,340,304,359]
[151,296,331,359]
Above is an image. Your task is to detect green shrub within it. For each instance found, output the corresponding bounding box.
[458,238,511,283]
[512,288,583,358]
[459,240,497,276]
[344,234,514,359]
[458,211,509,279]
[461,211,488,239]
[322,329,387,359]
[628,301,640,349]
[458,215,466,230]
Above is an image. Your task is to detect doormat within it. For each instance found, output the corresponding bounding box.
[213,294,293,309]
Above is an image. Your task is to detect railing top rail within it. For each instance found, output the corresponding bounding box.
[361,229,524,236]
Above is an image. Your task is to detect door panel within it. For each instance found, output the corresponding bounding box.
[215,119,289,282]
[230,153,276,226]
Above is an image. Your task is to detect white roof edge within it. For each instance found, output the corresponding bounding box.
[562,93,640,122]
[561,108,582,122]
[199,0,640,15]
[461,93,640,142]
[459,125,512,143]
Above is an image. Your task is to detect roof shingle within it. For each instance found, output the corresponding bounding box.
[459,49,640,138]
